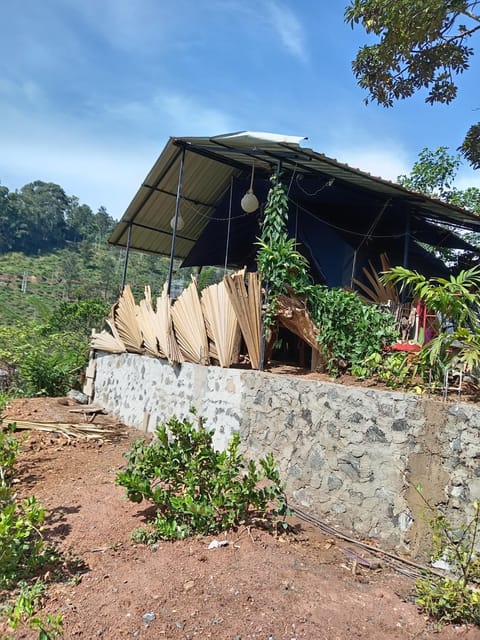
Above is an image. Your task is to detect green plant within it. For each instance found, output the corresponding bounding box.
[308,286,398,376]
[0,424,60,590]
[0,424,67,639]
[414,495,480,625]
[2,581,63,640]
[353,351,425,390]
[256,175,312,329]
[0,324,88,397]
[383,266,480,386]
[256,175,397,374]
[116,414,290,541]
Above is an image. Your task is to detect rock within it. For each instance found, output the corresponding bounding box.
[208,539,230,549]
[142,612,156,623]
[67,389,89,404]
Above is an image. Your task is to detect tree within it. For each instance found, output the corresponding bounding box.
[19,181,69,251]
[397,146,480,212]
[398,146,480,268]
[345,1,480,168]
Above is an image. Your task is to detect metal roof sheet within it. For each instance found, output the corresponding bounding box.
[110,132,480,259]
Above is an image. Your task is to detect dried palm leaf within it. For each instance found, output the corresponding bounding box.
[353,254,399,304]
[90,329,126,353]
[171,278,209,364]
[112,284,144,352]
[156,283,183,364]
[224,270,261,369]
[276,294,320,351]
[137,285,163,357]
[201,280,240,367]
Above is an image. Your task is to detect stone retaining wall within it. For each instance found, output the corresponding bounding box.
[93,352,480,554]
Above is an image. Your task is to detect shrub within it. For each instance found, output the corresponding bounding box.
[0,426,56,590]
[308,287,398,376]
[415,499,480,626]
[116,414,289,541]
[0,424,67,639]
[0,324,87,396]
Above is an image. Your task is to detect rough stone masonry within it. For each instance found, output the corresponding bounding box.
[93,352,480,555]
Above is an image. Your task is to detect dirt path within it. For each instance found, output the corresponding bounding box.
[1,397,478,640]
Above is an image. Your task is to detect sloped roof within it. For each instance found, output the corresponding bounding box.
[109,132,480,259]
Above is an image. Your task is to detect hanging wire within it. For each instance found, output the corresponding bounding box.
[286,195,408,239]
[287,163,298,196]
[295,174,334,197]
[182,193,408,239]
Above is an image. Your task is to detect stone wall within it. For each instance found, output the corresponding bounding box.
[94,352,480,554]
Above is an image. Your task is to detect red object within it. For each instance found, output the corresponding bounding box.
[387,343,421,352]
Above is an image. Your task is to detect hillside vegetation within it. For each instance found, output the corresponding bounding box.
[0,179,194,400]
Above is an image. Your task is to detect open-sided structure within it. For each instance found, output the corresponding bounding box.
[109,132,480,292]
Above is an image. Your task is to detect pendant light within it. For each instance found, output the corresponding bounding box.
[241,162,259,213]
[170,214,184,231]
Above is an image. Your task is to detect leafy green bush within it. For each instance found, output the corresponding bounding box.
[43,299,109,334]
[308,287,398,376]
[0,324,87,396]
[257,176,398,374]
[2,580,64,639]
[116,414,289,541]
[415,500,480,625]
[416,576,480,625]
[384,266,480,386]
[0,424,67,639]
[352,351,426,391]
[0,427,56,590]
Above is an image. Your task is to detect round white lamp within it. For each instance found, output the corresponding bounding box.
[241,190,259,213]
[241,163,259,213]
[170,214,184,231]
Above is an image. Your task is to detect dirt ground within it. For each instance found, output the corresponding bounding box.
[1,397,479,640]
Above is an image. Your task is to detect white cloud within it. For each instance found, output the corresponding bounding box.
[0,133,157,217]
[327,145,411,183]
[64,0,177,52]
[159,94,237,135]
[265,1,308,62]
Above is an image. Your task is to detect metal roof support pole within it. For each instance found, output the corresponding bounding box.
[401,210,411,303]
[402,210,410,269]
[224,176,233,273]
[167,146,186,296]
[121,222,132,290]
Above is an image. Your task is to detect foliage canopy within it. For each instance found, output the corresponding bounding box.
[345,0,480,168]
[397,146,480,213]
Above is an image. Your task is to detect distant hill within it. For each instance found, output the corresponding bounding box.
[0,179,177,324]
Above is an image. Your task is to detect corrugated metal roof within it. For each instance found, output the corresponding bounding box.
[109,132,480,259]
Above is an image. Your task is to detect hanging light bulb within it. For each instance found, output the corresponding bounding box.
[241,162,259,213]
[170,214,184,231]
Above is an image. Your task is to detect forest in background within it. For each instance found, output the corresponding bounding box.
[0,179,217,399]
[0,179,221,326]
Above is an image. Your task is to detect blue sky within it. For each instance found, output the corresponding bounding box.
[1,0,479,218]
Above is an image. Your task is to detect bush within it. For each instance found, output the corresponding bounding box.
[415,500,480,626]
[0,323,87,396]
[0,426,56,590]
[116,414,289,541]
[0,424,67,639]
[308,287,398,376]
